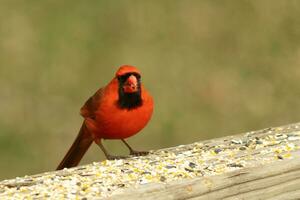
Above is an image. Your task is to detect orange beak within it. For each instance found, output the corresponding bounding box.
[123,75,139,93]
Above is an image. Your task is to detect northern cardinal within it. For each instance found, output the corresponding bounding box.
[56,65,154,170]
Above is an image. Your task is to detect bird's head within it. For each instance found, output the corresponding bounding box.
[115,65,142,109]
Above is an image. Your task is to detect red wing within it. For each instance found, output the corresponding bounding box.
[80,88,104,119]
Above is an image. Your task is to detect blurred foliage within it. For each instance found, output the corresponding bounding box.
[1,0,300,179]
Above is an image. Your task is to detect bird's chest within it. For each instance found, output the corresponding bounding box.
[94,101,153,139]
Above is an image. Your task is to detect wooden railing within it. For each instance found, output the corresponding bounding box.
[1,123,300,199]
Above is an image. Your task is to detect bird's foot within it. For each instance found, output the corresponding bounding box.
[106,155,129,160]
[130,150,149,156]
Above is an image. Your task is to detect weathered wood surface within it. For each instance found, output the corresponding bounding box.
[1,123,300,199]
[108,147,300,200]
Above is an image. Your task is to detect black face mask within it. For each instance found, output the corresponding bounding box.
[117,73,142,109]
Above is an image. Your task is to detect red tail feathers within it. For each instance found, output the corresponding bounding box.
[56,123,93,170]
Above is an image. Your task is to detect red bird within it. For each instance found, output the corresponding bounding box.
[57,65,154,170]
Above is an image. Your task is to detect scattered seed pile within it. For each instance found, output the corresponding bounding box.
[1,123,300,199]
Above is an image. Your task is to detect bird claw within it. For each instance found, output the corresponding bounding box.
[106,155,129,160]
[105,151,149,160]
[130,150,149,156]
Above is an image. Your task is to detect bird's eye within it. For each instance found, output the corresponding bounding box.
[134,73,141,79]
[117,75,126,82]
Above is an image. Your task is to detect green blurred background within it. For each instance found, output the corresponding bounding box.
[1,1,300,180]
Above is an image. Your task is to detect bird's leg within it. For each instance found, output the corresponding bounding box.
[95,139,128,160]
[121,139,149,156]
